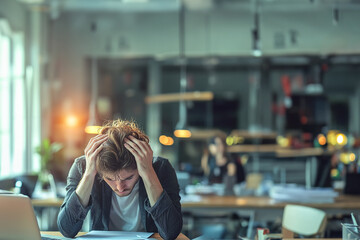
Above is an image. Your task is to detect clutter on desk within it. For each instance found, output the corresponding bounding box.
[180,194,202,203]
[269,184,338,203]
[185,184,226,196]
[342,223,360,240]
[234,173,274,197]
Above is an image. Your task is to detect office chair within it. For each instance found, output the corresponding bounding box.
[264,204,327,239]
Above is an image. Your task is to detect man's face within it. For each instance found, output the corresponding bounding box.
[102,168,140,197]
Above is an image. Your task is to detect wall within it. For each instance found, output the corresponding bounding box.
[0,0,27,32]
[49,7,360,108]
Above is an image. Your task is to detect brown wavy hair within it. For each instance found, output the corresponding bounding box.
[96,119,149,176]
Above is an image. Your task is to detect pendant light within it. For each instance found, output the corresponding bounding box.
[252,2,262,57]
[85,57,101,134]
[174,1,191,138]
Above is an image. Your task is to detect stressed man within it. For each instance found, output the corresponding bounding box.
[57,119,183,240]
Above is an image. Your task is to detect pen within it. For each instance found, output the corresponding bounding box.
[351,212,358,226]
[351,212,359,234]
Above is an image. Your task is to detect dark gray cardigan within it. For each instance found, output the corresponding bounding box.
[57,156,183,240]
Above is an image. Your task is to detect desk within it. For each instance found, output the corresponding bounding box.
[41,231,189,240]
[181,195,360,238]
[181,195,360,210]
[284,239,341,240]
[32,198,63,207]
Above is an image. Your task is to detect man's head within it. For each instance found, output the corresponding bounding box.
[96,119,149,196]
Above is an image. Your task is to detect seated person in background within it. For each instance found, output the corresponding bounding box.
[201,135,245,186]
[57,119,182,240]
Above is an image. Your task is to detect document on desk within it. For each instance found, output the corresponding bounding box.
[76,230,154,239]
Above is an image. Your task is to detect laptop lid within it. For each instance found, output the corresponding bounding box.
[0,194,41,240]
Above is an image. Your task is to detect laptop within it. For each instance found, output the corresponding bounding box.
[0,193,69,240]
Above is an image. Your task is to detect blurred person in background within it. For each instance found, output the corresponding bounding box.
[57,119,182,240]
[201,135,245,190]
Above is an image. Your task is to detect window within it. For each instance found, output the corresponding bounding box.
[0,20,26,177]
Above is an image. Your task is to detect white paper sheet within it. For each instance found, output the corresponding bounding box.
[76,230,154,240]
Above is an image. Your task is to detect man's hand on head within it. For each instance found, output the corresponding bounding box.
[84,134,108,177]
[124,135,163,207]
[124,135,154,178]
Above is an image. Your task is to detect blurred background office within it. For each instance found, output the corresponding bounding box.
[1,0,360,238]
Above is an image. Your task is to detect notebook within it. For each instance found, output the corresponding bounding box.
[0,193,69,240]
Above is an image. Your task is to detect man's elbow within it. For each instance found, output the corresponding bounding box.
[57,216,78,238]
[165,218,183,240]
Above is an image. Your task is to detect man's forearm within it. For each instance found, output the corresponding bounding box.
[75,173,96,207]
[142,169,164,207]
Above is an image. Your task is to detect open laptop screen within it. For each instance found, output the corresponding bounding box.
[0,194,42,240]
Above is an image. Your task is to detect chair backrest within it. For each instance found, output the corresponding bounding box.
[282,204,327,238]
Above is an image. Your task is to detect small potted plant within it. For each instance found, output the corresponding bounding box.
[33,139,62,198]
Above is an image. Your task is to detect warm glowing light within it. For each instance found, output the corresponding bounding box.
[340,152,349,164]
[167,137,174,145]
[65,115,79,127]
[234,136,244,144]
[277,136,290,147]
[317,134,327,146]
[349,153,356,162]
[226,136,234,146]
[241,155,249,165]
[85,125,101,134]
[327,131,338,146]
[336,133,347,146]
[331,168,339,178]
[226,136,244,146]
[159,135,174,146]
[159,135,167,143]
[174,129,191,138]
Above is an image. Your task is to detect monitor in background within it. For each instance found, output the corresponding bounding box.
[0,174,38,198]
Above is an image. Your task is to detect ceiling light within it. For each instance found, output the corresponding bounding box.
[333,6,339,25]
[251,9,262,57]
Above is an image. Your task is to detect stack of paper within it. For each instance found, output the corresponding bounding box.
[269,184,339,203]
[77,231,154,240]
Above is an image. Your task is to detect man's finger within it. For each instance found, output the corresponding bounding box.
[126,136,147,154]
[86,134,107,150]
[88,135,108,153]
[124,143,140,159]
[93,143,104,155]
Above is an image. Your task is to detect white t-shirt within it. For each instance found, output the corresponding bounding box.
[108,181,144,231]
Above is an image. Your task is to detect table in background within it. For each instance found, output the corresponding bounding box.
[284,239,341,240]
[181,195,360,238]
[41,231,190,240]
[33,198,64,230]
